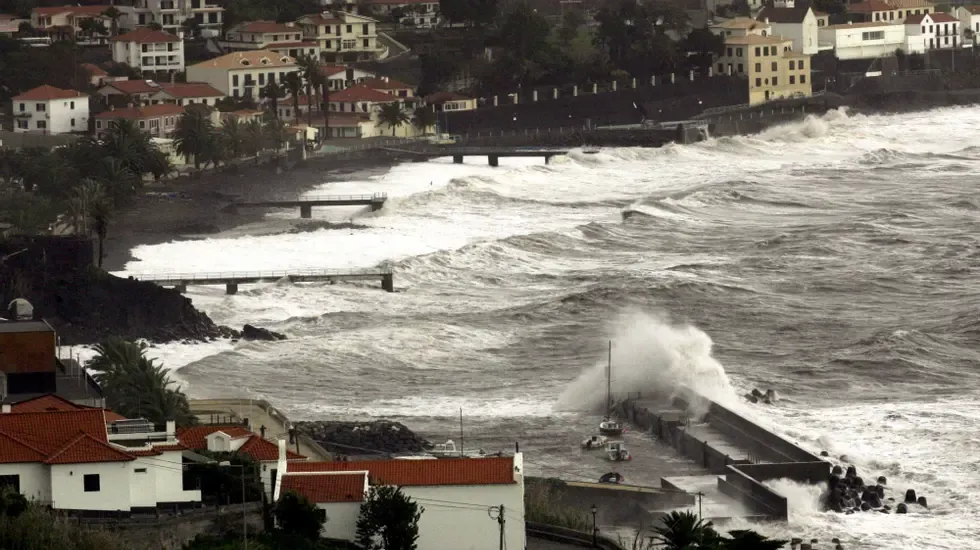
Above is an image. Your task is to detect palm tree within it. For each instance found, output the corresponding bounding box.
[174,109,215,169]
[317,78,330,136]
[295,54,322,127]
[101,6,122,36]
[283,72,303,125]
[67,178,106,236]
[146,148,173,182]
[87,337,196,427]
[412,105,437,135]
[720,530,788,550]
[652,511,721,550]
[261,80,285,120]
[264,119,288,158]
[101,119,153,179]
[243,118,266,162]
[377,102,410,136]
[97,156,139,207]
[220,117,246,159]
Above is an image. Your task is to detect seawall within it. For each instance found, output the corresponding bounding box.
[615,390,830,521]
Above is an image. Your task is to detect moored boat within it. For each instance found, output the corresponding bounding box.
[605,441,631,462]
[581,434,608,450]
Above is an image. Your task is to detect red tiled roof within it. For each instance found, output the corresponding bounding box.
[328,113,370,127]
[301,13,343,25]
[330,85,398,103]
[45,433,135,464]
[177,426,304,461]
[95,103,185,120]
[0,432,46,464]
[0,409,108,457]
[156,82,225,98]
[847,0,893,12]
[320,64,347,76]
[34,5,108,16]
[13,84,86,101]
[236,20,297,33]
[102,79,163,95]
[964,5,980,14]
[280,472,367,503]
[425,91,471,104]
[9,394,127,422]
[152,442,188,452]
[111,27,180,43]
[361,77,412,91]
[269,41,317,48]
[289,456,517,486]
[237,435,305,461]
[128,448,163,457]
[930,12,958,22]
[81,63,108,77]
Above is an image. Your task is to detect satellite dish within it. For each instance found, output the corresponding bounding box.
[6,299,34,321]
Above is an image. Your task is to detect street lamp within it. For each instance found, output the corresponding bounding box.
[590,504,598,547]
[219,461,248,550]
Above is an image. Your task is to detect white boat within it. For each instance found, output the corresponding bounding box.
[599,418,623,436]
[581,435,608,450]
[428,439,487,458]
[605,441,631,462]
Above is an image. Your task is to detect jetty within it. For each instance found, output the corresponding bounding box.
[381,146,570,166]
[133,267,394,294]
[229,193,388,218]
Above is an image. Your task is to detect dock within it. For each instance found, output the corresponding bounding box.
[230,193,388,218]
[381,146,571,167]
[133,267,394,294]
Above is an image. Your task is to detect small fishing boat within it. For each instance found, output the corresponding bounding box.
[599,472,625,484]
[605,441,631,462]
[428,439,487,458]
[599,418,624,436]
[597,341,624,437]
[581,435,608,450]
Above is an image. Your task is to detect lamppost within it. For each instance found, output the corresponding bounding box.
[219,461,248,550]
[590,504,598,547]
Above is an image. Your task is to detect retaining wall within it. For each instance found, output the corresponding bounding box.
[719,466,787,519]
[526,522,625,550]
[526,477,694,527]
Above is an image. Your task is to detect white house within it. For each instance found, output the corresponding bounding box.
[363,0,441,27]
[710,17,772,38]
[756,0,826,54]
[11,85,89,134]
[296,11,386,63]
[31,5,112,42]
[177,425,307,499]
[94,103,186,138]
[110,28,184,75]
[320,64,376,91]
[906,12,959,49]
[124,0,224,37]
[273,441,526,550]
[952,5,980,44]
[819,21,925,59]
[219,20,306,51]
[0,407,199,513]
[149,82,226,106]
[185,50,301,98]
[425,91,477,112]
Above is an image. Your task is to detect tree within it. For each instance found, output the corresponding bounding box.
[264,119,288,157]
[174,109,216,169]
[102,6,122,36]
[243,118,266,161]
[221,117,246,158]
[261,80,284,120]
[283,72,304,125]
[558,8,585,45]
[182,17,201,38]
[296,54,323,127]
[720,530,788,550]
[594,0,686,77]
[274,491,324,541]
[87,337,196,426]
[680,27,725,72]
[355,485,423,550]
[146,148,174,181]
[148,21,163,31]
[412,105,436,135]
[67,179,112,266]
[377,103,410,136]
[100,119,154,182]
[651,511,722,550]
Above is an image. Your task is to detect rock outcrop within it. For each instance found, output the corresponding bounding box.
[241,324,286,341]
[294,420,431,455]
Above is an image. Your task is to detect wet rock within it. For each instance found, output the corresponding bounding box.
[832,465,843,476]
[241,324,286,341]
[751,388,764,398]
[896,503,908,514]
[875,485,885,499]
[877,475,887,485]
[294,419,432,455]
[905,489,917,503]
[917,496,928,508]
[820,450,830,457]
[832,538,840,544]
[860,502,871,511]
[845,466,857,478]
[840,454,849,462]
[745,394,759,403]
[853,476,864,488]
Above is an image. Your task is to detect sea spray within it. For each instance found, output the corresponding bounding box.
[555,310,739,412]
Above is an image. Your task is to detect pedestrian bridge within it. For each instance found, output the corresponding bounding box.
[131,267,394,294]
[381,147,571,166]
[229,193,387,218]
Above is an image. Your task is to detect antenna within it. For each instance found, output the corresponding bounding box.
[607,340,612,414]
[459,408,464,457]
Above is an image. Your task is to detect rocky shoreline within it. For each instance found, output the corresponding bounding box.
[294,420,432,456]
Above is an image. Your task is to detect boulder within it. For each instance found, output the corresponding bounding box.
[896,503,908,514]
[877,475,887,485]
[905,489,917,504]
[294,420,431,455]
[242,324,287,341]
[917,496,928,508]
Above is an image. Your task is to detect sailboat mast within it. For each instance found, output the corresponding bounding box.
[607,340,612,414]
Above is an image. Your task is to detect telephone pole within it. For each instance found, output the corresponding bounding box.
[489,504,505,550]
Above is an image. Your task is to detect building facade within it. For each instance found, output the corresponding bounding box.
[710,17,772,38]
[110,28,185,75]
[124,0,224,37]
[716,34,812,105]
[30,5,112,42]
[148,82,226,106]
[757,0,824,55]
[94,104,185,138]
[219,20,305,51]
[952,5,980,44]
[186,50,301,98]
[818,22,925,59]
[906,12,959,49]
[362,0,441,27]
[296,11,385,63]
[11,85,89,135]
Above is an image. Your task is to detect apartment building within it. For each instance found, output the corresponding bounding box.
[124,0,223,36]
[110,28,184,75]
[220,21,304,50]
[94,104,185,138]
[185,50,301,98]
[716,34,812,105]
[296,11,385,63]
[11,85,89,134]
[30,5,112,42]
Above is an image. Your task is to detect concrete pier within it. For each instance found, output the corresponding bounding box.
[137,267,396,293]
[433,147,567,166]
[232,193,388,218]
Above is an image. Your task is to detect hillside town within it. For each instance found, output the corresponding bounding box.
[0,0,977,153]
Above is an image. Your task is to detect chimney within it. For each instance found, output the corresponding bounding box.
[166,420,175,437]
[1,404,10,414]
[278,438,286,463]
[765,17,770,24]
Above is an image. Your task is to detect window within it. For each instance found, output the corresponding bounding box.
[736,48,743,56]
[771,62,777,71]
[801,75,806,84]
[259,73,265,85]
[96,120,102,129]
[70,101,75,109]
[83,474,100,492]
[772,77,778,85]
[790,75,796,84]
[139,120,146,129]
[755,77,761,87]
[346,24,352,33]
[135,468,147,473]
[717,63,723,73]
[737,63,744,73]
[342,39,356,49]
[755,47,761,56]
[233,74,239,86]
[36,120,46,129]
[362,23,368,34]
[36,103,45,112]
[754,63,761,72]
[0,475,19,493]
[16,120,27,129]
[71,118,76,127]
[726,47,732,56]
[18,103,24,111]
[861,31,884,41]
[363,38,369,47]
[799,59,805,70]
[789,60,795,70]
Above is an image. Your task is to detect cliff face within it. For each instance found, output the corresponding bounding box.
[1,235,237,345]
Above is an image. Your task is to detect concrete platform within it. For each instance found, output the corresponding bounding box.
[660,475,755,520]
[683,422,752,462]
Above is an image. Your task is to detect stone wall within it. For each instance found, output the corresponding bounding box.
[718,465,788,519]
[526,477,693,528]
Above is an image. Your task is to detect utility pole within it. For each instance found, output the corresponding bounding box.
[497,504,505,550]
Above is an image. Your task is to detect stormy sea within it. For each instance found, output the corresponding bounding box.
[107,107,980,549]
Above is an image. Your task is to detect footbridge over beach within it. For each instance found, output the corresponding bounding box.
[229,193,388,218]
[381,146,572,166]
[132,267,394,294]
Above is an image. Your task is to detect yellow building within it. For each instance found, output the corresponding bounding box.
[716,34,812,105]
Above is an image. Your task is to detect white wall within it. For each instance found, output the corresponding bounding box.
[318,502,361,540]
[186,65,300,97]
[11,97,88,134]
[402,484,525,550]
[51,462,133,512]
[821,25,917,59]
[0,463,50,503]
[152,450,200,503]
[130,460,157,508]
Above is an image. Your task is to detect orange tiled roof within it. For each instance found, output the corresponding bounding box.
[0,432,46,464]
[361,77,412,91]
[930,12,958,22]
[847,0,894,12]
[34,5,108,16]
[0,409,108,457]
[238,436,305,461]
[81,63,108,77]
[157,82,225,98]
[330,84,399,103]
[177,426,304,461]
[289,456,517,486]
[9,394,127,422]
[152,442,188,452]
[94,103,185,120]
[45,433,135,464]
[127,448,163,457]
[102,79,163,95]
[280,472,367,503]
[319,64,348,77]
[111,27,180,43]
[235,20,297,33]
[13,84,86,101]
[300,13,343,25]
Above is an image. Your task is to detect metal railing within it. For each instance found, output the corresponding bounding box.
[242,192,387,203]
[130,266,393,283]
